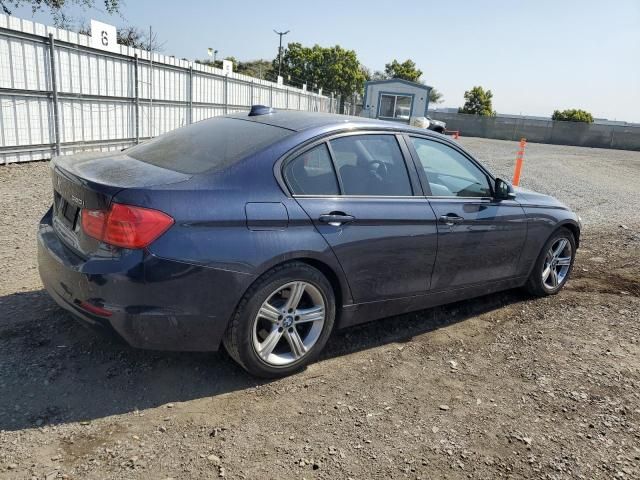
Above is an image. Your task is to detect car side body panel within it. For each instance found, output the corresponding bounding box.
[37,207,254,351]
[426,197,528,290]
[292,196,439,303]
[339,275,527,329]
[511,187,581,278]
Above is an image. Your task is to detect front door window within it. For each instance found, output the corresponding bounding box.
[410,137,492,197]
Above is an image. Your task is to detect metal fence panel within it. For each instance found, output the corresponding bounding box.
[0,13,333,164]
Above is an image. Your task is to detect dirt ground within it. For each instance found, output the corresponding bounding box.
[1,138,639,480]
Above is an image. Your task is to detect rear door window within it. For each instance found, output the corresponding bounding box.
[127,117,291,174]
[329,134,413,196]
[284,144,339,195]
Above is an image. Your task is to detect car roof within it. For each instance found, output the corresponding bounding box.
[228,110,439,137]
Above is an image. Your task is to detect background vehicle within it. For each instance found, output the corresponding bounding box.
[426,115,446,133]
[38,108,580,377]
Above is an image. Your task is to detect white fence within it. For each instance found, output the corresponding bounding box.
[0,14,337,164]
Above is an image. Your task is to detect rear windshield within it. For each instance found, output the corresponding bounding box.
[126,117,291,174]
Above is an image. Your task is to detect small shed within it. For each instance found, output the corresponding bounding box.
[361,79,432,123]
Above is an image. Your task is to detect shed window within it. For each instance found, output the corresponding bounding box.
[378,94,413,120]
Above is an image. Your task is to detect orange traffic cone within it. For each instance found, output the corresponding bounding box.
[512,138,527,186]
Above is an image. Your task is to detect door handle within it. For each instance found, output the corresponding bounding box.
[439,214,464,226]
[319,212,355,226]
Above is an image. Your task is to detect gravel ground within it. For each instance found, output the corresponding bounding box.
[0,138,639,479]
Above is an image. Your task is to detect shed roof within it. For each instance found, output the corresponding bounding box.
[365,78,433,91]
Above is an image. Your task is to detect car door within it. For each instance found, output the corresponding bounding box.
[282,132,438,304]
[406,135,527,291]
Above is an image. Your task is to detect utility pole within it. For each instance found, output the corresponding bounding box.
[207,48,218,66]
[273,29,290,77]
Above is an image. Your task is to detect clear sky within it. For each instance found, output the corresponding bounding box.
[9,0,640,122]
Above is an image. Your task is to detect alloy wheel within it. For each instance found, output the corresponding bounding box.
[542,238,572,290]
[252,281,326,366]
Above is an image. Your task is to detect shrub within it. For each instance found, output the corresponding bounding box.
[552,109,594,123]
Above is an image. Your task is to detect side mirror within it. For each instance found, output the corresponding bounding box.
[494,177,516,200]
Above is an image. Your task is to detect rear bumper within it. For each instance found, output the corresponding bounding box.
[38,208,255,351]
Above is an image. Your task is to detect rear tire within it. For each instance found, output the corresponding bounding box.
[223,262,335,378]
[524,227,576,296]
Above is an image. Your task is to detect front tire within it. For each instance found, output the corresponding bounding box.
[525,228,576,296]
[223,262,335,378]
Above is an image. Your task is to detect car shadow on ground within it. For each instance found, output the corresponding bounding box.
[0,287,529,432]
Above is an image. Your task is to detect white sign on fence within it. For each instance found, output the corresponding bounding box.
[277,75,283,86]
[90,19,118,53]
[222,59,233,75]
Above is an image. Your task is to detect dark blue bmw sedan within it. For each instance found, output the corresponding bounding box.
[38,107,581,377]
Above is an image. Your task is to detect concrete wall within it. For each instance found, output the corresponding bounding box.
[428,112,640,151]
[0,14,336,164]
[361,80,430,121]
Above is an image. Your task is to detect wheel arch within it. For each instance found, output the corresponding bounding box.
[231,255,352,329]
[293,257,345,310]
[523,220,579,296]
[519,218,580,282]
[556,220,581,249]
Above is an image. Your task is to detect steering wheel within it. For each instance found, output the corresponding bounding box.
[367,160,389,181]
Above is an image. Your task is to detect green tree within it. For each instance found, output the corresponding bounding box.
[235,59,273,79]
[361,66,387,81]
[275,42,366,98]
[552,109,594,123]
[196,56,235,70]
[429,88,443,104]
[116,26,164,51]
[384,59,422,83]
[459,86,496,116]
[195,57,273,78]
[1,1,121,26]
[377,59,443,103]
[360,65,372,81]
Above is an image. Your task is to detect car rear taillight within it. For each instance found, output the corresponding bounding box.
[81,203,174,249]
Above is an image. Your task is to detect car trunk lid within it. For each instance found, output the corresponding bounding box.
[50,151,190,256]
